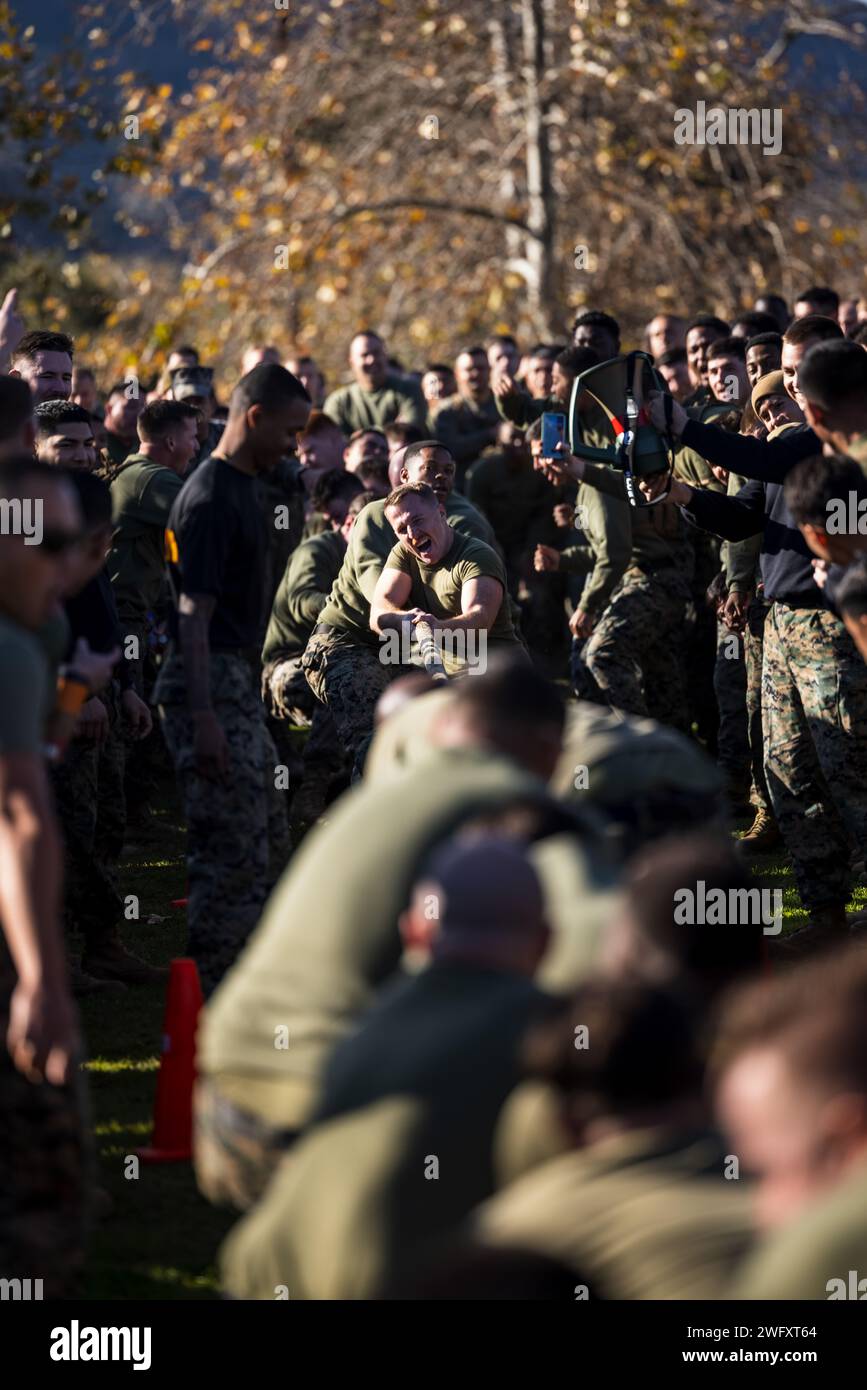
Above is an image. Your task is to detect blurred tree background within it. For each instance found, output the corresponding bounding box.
[1,0,865,385]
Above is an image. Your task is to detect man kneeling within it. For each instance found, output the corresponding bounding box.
[371,482,524,676]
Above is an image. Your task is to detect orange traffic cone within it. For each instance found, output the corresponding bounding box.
[137,957,203,1163]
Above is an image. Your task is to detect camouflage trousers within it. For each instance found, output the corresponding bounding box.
[155,652,291,996]
[573,566,691,733]
[763,602,867,910]
[744,598,771,815]
[0,945,92,1298]
[193,1076,298,1212]
[714,622,750,800]
[50,681,126,950]
[302,625,406,780]
[263,654,346,784]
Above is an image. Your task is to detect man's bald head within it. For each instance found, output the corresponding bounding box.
[402,835,549,974]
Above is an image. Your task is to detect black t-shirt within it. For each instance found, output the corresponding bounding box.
[165,455,267,650]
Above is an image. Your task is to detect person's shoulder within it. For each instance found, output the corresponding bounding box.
[385,539,412,567]
[352,497,389,538]
[451,528,501,567]
[136,460,184,496]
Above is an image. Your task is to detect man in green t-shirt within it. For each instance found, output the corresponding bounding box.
[323,331,426,436]
[431,346,501,480]
[371,481,523,678]
[0,456,91,1298]
[107,399,199,690]
[302,443,497,775]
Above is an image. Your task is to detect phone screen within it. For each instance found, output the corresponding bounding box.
[541,412,566,458]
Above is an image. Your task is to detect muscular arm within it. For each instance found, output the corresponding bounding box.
[370,567,415,634]
[441,575,504,632]
[177,592,216,713]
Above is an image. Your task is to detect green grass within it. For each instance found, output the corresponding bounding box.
[77,781,864,1299]
[79,782,234,1300]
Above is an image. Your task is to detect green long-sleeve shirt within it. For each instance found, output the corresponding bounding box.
[262,527,346,665]
[580,460,693,582]
[559,483,631,620]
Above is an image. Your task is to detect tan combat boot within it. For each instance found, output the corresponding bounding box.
[740,807,781,851]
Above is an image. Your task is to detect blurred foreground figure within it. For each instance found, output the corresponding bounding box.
[457,981,754,1300]
[219,838,557,1299]
[718,946,867,1298]
[0,459,90,1297]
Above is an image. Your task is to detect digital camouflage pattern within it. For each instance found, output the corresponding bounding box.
[574,566,691,732]
[762,602,867,911]
[155,651,291,995]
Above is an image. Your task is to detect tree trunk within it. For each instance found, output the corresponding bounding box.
[520,0,558,337]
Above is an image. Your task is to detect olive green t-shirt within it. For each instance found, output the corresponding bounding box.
[108,454,184,623]
[0,614,48,754]
[317,496,498,648]
[262,528,345,665]
[846,433,867,472]
[384,528,520,675]
[323,374,426,436]
[316,499,398,646]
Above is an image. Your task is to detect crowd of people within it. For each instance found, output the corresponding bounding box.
[3,278,867,1300]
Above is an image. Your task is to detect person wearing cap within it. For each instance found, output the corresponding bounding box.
[218,836,557,1299]
[169,365,224,468]
[715,369,798,850]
